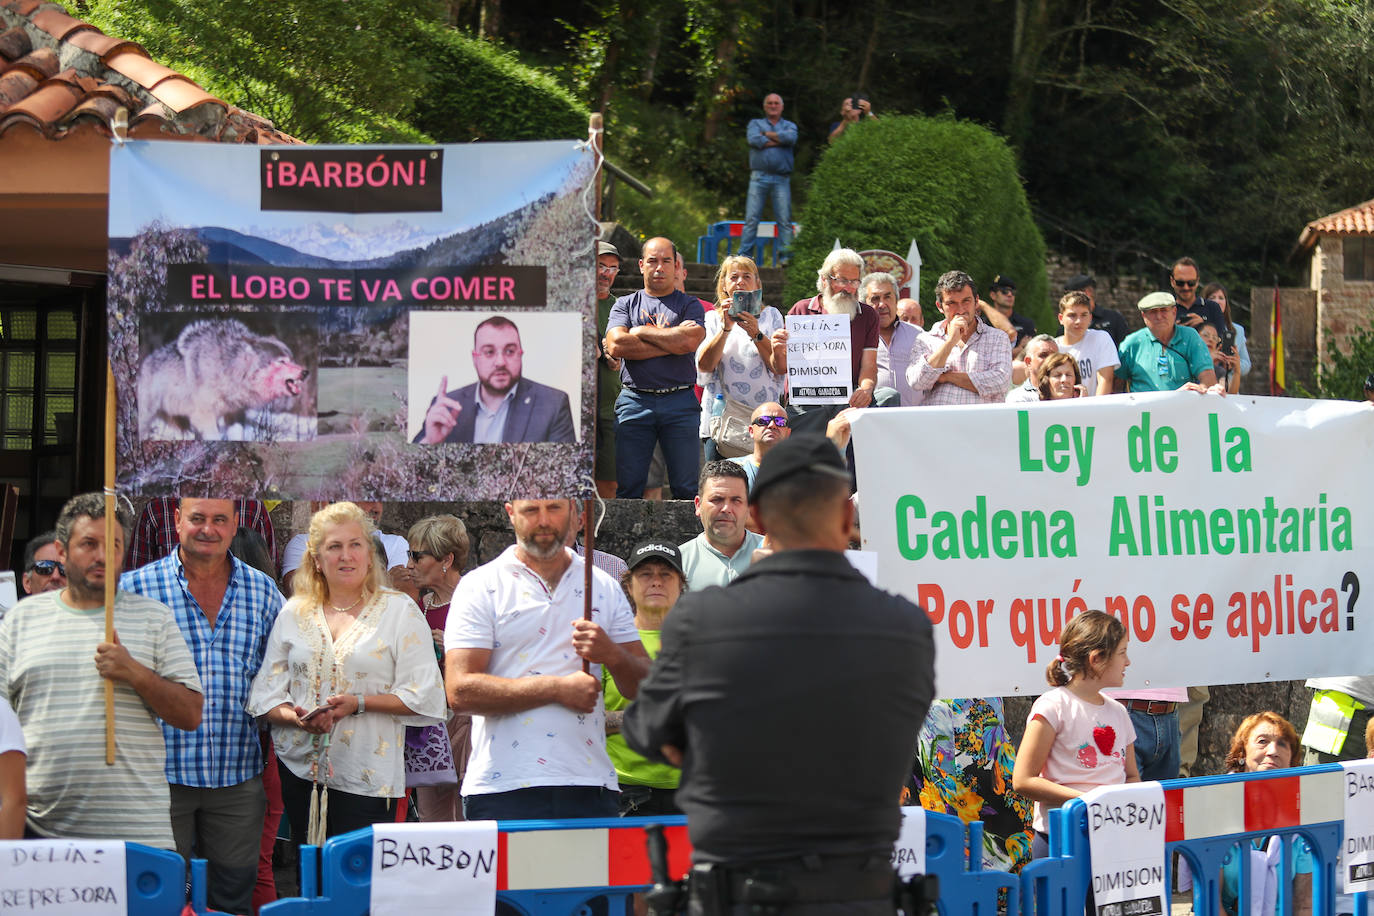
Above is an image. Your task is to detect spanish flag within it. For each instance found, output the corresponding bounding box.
[1269,284,1285,395]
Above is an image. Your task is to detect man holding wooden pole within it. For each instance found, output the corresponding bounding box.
[0,493,202,848]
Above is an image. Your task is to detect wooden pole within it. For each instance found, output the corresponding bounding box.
[584,112,603,675]
[582,499,594,675]
[104,365,116,765]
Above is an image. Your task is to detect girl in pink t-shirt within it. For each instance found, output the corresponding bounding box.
[1012,610,1139,860]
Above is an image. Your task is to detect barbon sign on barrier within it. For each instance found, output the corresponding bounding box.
[851,392,1374,698]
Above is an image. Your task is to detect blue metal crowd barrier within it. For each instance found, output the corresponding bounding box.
[0,842,219,915]
[259,809,1021,915]
[695,220,800,266]
[1022,764,1372,916]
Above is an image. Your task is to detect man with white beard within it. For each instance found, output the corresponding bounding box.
[786,248,879,433]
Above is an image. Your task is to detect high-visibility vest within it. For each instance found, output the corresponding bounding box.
[1300,689,1364,755]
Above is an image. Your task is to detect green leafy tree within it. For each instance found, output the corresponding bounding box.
[1316,325,1374,401]
[786,114,1051,330]
[83,0,444,142]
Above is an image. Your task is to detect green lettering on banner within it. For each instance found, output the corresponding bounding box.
[895,495,927,561]
[1208,413,1253,473]
[1106,492,1354,557]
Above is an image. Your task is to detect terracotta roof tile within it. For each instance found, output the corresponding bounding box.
[65,28,136,59]
[0,74,80,126]
[29,7,87,42]
[0,24,30,59]
[0,67,36,107]
[0,0,43,17]
[0,0,300,143]
[1297,198,1374,251]
[146,75,222,113]
[104,50,181,91]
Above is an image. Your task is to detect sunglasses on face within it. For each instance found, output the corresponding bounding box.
[1171,277,1197,288]
[407,550,431,563]
[28,560,64,576]
[752,415,788,428]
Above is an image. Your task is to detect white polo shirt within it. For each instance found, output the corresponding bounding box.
[445,545,639,796]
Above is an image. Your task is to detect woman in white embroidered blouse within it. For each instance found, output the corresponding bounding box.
[248,502,446,847]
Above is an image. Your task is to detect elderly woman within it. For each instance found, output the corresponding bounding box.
[405,514,473,822]
[248,502,446,847]
[696,255,786,460]
[1037,352,1085,400]
[1181,712,1313,916]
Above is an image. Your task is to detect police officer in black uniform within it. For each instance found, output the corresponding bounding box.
[624,434,936,915]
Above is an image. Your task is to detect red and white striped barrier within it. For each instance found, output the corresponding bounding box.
[497,823,694,890]
[1161,770,1345,841]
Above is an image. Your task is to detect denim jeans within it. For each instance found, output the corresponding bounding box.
[739,171,792,261]
[614,387,701,499]
[1128,707,1181,781]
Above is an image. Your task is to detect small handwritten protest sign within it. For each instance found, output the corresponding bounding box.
[370,821,499,916]
[1082,782,1167,916]
[0,840,126,915]
[892,805,926,877]
[786,315,852,405]
[1341,760,1374,892]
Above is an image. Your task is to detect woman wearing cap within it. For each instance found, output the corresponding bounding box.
[605,542,688,816]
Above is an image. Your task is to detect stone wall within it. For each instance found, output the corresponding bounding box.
[1247,287,1318,395]
[1310,235,1374,369]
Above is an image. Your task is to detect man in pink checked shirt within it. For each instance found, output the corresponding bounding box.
[906,269,1012,405]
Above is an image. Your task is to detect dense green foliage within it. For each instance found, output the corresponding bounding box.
[410,23,588,142]
[83,0,442,142]
[787,116,1050,327]
[1315,326,1374,401]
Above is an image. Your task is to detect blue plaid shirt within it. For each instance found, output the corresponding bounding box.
[120,549,283,787]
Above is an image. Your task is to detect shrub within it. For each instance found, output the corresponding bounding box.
[1316,323,1374,400]
[785,114,1050,330]
[412,24,589,143]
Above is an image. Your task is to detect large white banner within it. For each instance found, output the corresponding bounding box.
[852,392,1374,698]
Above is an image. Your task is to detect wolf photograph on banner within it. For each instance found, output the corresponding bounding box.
[107,140,596,501]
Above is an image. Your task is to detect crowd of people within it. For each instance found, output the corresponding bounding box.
[0,182,1365,915]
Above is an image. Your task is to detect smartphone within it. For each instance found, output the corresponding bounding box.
[730,289,763,317]
[300,703,333,722]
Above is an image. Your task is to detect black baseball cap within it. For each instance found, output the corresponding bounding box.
[989,275,1016,292]
[1064,274,1095,292]
[749,433,850,504]
[627,540,684,575]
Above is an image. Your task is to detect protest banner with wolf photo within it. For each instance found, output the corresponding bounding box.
[108,141,595,501]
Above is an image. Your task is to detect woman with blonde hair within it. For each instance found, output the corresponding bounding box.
[696,254,786,460]
[249,502,446,848]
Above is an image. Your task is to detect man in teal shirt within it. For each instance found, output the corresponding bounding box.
[1115,291,1219,392]
[679,461,764,590]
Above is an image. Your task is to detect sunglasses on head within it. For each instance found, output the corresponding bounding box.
[28,560,64,576]
[752,415,787,428]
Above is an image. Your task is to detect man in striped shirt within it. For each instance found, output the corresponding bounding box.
[0,493,203,849]
[121,498,283,915]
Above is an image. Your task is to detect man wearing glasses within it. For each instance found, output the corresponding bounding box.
[729,401,791,491]
[20,532,65,596]
[1114,292,1219,393]
[415,315,577,445]
[866,271,921,406]
[787,248,880,432]
[1170,257,1227,331]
